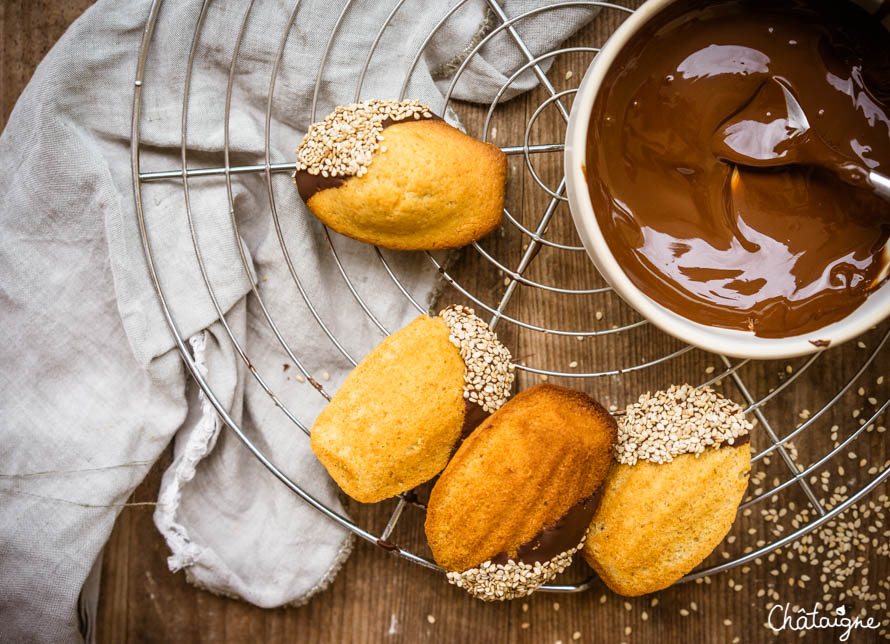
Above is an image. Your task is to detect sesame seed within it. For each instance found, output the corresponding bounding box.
[573,632,581,640]
[439,305,514,413]
[427,614,435,624]
[614,384,751,465]
[565,70,574,80]
[296,100,433,180]
[445,532,588,600]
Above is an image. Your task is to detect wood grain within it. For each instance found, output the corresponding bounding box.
[3,2,888,643]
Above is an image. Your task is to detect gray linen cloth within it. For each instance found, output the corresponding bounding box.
[0,1,595,641]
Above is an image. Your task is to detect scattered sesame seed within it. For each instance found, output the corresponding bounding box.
[439,305,514,413]
[322,371,330,381]
[569,361,578,368]
[565,70,574,80]
[295,375,305,383]
[573,632,582,640]
[553,602,560,612]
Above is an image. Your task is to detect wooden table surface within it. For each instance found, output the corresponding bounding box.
[3,2,889,643]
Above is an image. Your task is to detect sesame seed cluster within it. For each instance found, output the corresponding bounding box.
[438,305,514,413]
[446,532,588,601]
[295,99,433,179]
[616,384,752,465]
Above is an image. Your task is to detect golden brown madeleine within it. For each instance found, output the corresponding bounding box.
[582,385,753,596]
[311,306,513,503]
[583,444,751,596]
[425,384,616,600]
[294,99,505,250]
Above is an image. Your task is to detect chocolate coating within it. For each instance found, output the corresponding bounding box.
[718,432,750,448]
[486,431,746,567]
[295,113,442,202]
[461,400,489,439]
[491,492,602,566]
[587,0,890,338]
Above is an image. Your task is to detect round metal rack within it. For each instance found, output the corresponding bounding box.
[130,0,890,593]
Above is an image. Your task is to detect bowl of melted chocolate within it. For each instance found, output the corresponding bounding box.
[565,0,890,358]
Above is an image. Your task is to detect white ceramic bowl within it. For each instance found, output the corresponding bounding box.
[564,0,890,360]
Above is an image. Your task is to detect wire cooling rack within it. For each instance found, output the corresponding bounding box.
[130,0,890,593]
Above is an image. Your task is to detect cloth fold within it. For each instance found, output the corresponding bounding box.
[0,1,597,642]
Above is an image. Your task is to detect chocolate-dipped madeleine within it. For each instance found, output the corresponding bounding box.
[295,99,505,251]
[583,385,752,596]
[425,384,617,600]
[311,305,513,503]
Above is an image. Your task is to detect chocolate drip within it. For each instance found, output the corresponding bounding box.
[490,491,603,566]
[295,112,443,202]
[294,172,345,202]
[587,0,890,338]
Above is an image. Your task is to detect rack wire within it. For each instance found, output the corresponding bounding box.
[130,0,890,593]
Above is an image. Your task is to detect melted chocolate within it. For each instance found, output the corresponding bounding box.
[587,0,890,338]
[490,491,602,566]
[717,432,750,448]
[295,113,443,202]
[461,400,489,439]
[484,433,748,567]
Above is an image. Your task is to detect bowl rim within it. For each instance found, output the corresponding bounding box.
[564,0,890,360]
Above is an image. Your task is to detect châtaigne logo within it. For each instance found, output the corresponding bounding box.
[767,603,880,641]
